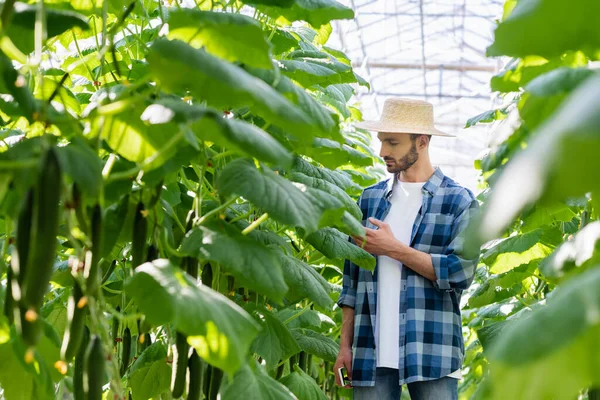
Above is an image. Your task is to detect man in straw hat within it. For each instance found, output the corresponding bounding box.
[334,98,480,399]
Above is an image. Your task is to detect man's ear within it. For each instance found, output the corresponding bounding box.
[418,134,429,150]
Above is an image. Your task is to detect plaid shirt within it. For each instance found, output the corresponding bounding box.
[337,168,480,386]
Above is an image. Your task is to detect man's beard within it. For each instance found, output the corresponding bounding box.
[384,142,419,173]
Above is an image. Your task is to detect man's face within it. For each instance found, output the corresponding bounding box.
[377,132,419,174]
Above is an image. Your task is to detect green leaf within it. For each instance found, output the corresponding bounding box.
[251,311,301,370]
[290,329,337,363]
[278,55,356,89]
[468,262,537,308]
[540,221,600,279]
[55,137,103,198]
[124,259,260,374]
[291,157,360,195]
[178,219,289,302]
[247,68,342,142]
[487,0,600,58]
[490,53,587,93]
[147,39,323,142]
[7,3,89,55]
[129,343,171,400]
[289,172,361,221]
[276,309,331,331]
[167,9,272,69]
[304,228,375,271]
[222,361,297,400]
[520,202,578,233]
[476,321,507,352]
[301,138,372,169]
[144,99,293,167]
[486,267,600,400]
[280,364,327,400]
[217,159,321,234]
[475,75,600,241]
[280,255,332,308]
[481,228,561,274]
[525,67,594,97]
[465,108,508,128]
[243,0,354,27]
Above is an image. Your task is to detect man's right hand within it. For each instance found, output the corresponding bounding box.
[334,347,353,388]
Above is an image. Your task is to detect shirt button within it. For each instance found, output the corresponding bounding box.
[401,314,405,321]
[368,287,373,292]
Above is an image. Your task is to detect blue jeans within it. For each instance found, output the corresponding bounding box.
[353,368,458,400]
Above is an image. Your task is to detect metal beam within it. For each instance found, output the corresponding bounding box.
[351,60,497,72]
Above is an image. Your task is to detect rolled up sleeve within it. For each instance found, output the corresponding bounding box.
[337,255,359,308]
[431,198,480,292]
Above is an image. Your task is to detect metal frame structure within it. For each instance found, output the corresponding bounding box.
[329,0,505,190]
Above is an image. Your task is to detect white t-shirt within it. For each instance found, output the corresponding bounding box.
[375,178,462,379]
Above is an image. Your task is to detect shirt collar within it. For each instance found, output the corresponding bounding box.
[385,167,445,199]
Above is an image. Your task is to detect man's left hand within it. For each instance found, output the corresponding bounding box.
[352,218,403,256]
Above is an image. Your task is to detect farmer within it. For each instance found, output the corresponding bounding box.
[334,98,480,400]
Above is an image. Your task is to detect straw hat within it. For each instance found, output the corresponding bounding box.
[354,98,455,137]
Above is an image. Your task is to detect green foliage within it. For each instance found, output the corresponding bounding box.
[0,1,379,398]
[464,1,600,398]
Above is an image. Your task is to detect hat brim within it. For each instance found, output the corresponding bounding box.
[354,120,455,137]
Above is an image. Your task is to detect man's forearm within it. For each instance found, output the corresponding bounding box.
[340,306,355,349]
[388,241,437,282]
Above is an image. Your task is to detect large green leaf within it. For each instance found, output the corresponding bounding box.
[167,9,272,69]
[481,228,561,274]
[178,219,289,302]
[486,267,600,400]
[217,159,321,234]
[247,68,342,142]
[525,67,594,97]
[301,138,372,169]
[465,108,508,128]
[55,137,103,198]
[280,255,332,308]
[142,99,293,168]
[128,343,171,400]
[476,74,600,242]
[290,329,337,363]
[304,228,375,271]
[124,259,260,374]
[468,262,537,308]
[280,364,327,400]
[520,202,578,233]
[251,311,301,370]
[279,55,355,89]
[291,157,360,195]
[221,360,297,400]
[147,39,324,142]
[243,0,354,27]
[487,0,600,58]
[6,3,89,55]
[490,53,587,93]
[276,308,333,331]
[289,172,361,220]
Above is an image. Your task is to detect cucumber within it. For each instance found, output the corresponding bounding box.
[187,349,205,400]
[85,204,103,295]
[84,334,105,400]
[73,326,90,400]
[171,332,189,398]
[120,327,131,377]
[20,147,62,346]
[60,279,87,361]
[131,202,147,269]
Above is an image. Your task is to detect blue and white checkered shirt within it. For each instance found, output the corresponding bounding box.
[337,168,480,386]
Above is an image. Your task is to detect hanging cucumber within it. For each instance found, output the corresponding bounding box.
[187,349,205,400]
[131,202,147,269]
[120,327,132,377]
[72,183,89,235]
[85,204,103,295]
[84,334,104,400]
[15,189,33,287]
[20,147,62,347]
[73,326,90,400]
[171,332,189,398]
[112,306,120,347]
[60,279,88,361]
[3,266,14,323]
[146,244,158,262]
[208,366,223,400]
[201,263,213,289]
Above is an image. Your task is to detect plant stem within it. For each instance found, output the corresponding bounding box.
[197,197,237,226]
[242,213,269,235]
